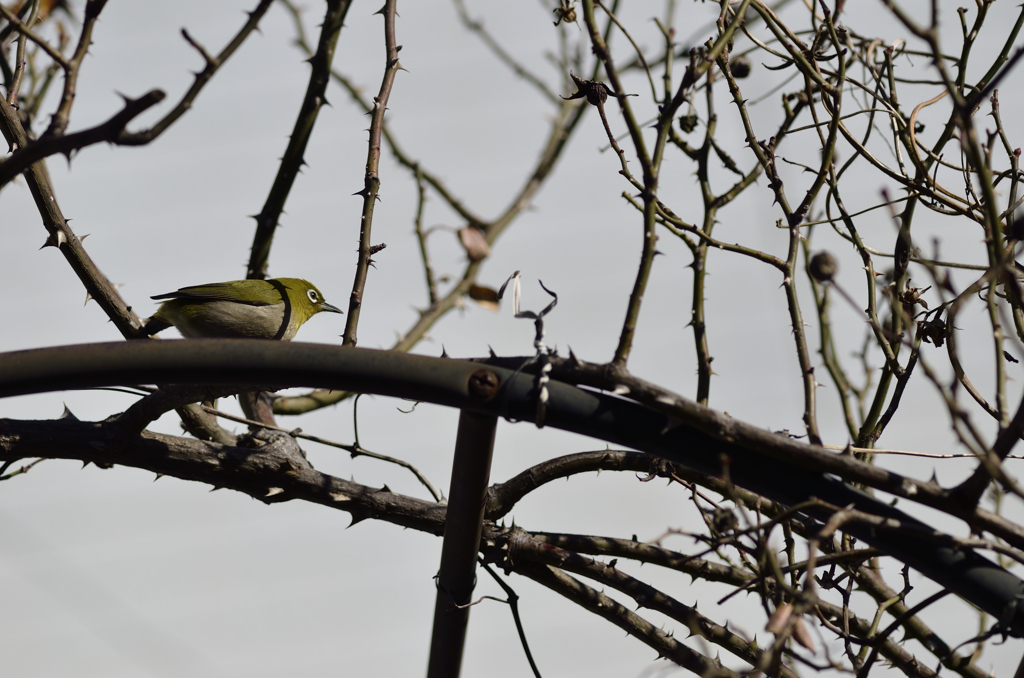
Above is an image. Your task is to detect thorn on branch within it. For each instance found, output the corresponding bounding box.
[39,229,66,249]
[181,28,216,67]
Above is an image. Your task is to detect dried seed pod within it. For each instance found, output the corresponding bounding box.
[809,251,838,282]
[729,55,752,79]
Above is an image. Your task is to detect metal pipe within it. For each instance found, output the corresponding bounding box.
[1,340,1024,636]
[426,411,497,678]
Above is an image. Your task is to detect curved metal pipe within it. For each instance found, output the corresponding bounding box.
[2,340,1023,635]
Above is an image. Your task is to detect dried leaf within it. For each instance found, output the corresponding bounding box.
[766,603,793,634]
[469,284,500,312]
[498,271,522,315]
[459,227,491,262]
[792,616,816,652]
[767,604,816,652]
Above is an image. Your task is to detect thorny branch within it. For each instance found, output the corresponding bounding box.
[342,0,401,347]
[246,0,351,280]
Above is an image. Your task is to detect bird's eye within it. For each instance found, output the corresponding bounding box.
[307,289,320,304]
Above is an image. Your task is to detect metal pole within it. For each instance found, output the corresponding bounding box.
[426,410,497,678]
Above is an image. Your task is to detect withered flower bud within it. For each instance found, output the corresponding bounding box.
[809,251,838,282]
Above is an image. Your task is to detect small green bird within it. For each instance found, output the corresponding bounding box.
[145,278,343,340]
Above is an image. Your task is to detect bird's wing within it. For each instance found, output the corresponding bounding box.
[151,280,281,306]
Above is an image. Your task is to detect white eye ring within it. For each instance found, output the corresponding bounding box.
[307,289,320,304]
